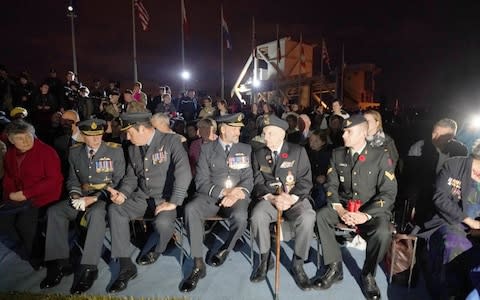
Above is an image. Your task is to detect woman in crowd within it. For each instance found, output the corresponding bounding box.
[364,109,399,167]
[0,120,63,269]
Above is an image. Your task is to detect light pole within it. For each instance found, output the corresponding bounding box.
[67,3,78,76]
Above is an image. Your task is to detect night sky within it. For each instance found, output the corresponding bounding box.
[2,0,480,112]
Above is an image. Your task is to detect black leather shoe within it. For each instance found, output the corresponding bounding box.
[291,263,312,291]
[40,264,74,289]
[313,261,343,290]
[362,274,381,300]
[179,265,206,292]
[211,249,229,267]
[250,255,274,283]
[108,265,138,293]
[136,251,161,266]
[70,267,98,294]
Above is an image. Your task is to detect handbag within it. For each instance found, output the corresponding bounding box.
[384,232,418,287]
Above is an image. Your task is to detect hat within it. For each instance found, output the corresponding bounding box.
[263,114,288,131]
[109,89,120,96]
[343,114,366,129]
[10,107,28,118]
[78,119,106,136]
[0,111,10,125]
[119,112,152,131]
[216,113,245,127]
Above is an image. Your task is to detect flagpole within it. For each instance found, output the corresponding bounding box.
[221,4,225,100]
[252,16,257,104]
[340,43,345,102]
[276,24,280,101]
[132,0,138,82]
[181,0,185,92]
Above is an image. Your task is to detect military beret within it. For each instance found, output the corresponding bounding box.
[78,118,106,136]
[343,114,366,129]
[120,112,152,131]
[216,112,245,127]
[263,114,288,131]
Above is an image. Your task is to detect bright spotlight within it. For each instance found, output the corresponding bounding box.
[181,70,191,80]
[470,114,480,129]
[253,79,261,88]
[67,5,74,12]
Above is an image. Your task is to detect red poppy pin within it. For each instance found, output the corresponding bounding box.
[280,153,288,159]
[358,155,366,162]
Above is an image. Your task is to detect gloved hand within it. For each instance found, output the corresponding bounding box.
[71,198,86,211]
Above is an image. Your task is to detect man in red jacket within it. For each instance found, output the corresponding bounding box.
[0,119,63,268]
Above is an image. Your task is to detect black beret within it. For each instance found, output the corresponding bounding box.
[263,114,288,131]
[78,118,106,136]
[216,113,245,127]
[343,114,366,129]
[120,112,152,131]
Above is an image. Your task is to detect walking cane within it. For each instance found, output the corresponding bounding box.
[275,207,281,300]
[273,182,283,300]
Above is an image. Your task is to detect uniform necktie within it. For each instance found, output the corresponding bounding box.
[140,145,149,159]
[89,149,95,161]
[225,145,231,157]
[352,152,359,163]
[273,150,279,164]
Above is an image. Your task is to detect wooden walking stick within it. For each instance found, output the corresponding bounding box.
[274,181,282,300]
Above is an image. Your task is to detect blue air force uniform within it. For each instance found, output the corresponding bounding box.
[108,113,192,259]
[45,119,125,267]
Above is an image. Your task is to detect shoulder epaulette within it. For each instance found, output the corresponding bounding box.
[70,142,84,149]
[105,142,122,148]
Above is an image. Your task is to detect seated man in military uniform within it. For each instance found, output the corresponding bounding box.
[314,114,397,300]
[250,114,316,291]
[41,119,125,294]
[106,112,192,293]
[179,113,253,293]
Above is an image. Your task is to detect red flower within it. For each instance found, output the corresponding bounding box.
[358,155,366,162]
[280,153,288,159]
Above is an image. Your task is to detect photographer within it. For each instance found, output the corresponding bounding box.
[76,86,92,120]
[61,81,80,112]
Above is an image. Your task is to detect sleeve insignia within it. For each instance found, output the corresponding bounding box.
[327,191,333,197]
[385,171,395,181]
[327,167,333,175]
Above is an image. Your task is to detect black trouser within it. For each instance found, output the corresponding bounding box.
[316,205,391,275]
[0,204,40,259]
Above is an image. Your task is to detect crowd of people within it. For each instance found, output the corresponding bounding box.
[1,65,480,299]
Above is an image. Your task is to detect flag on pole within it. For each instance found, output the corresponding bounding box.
[322,39,331,71]
[181,0,190,39]
[134,0,150,31]
[221,7,232,50]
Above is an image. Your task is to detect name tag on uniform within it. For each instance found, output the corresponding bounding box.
[96,157,113,173]
[228,154,250,169]
[279,160,295,168]
[339,163,347,167]
[260,165,272,173]
[152,146,168,165]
